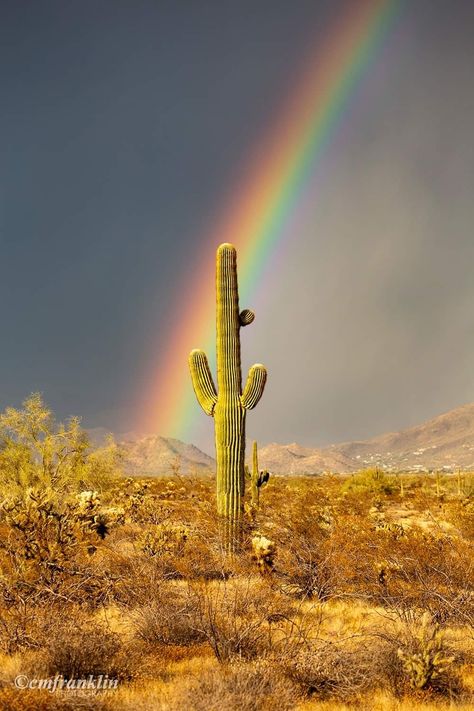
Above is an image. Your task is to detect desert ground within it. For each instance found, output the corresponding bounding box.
[0,402,473,711]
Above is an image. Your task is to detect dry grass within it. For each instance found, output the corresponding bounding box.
[1,472,473,709]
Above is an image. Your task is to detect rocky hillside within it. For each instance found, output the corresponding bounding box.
[119,435,215,476]
[324,402,474,473]
[258,403,474,474]
[104,402,474,476]
[256,442,354,475]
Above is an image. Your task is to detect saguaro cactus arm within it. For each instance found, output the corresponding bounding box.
[239,309,255,326]
[189,349,218,416]
[241,364,267,410]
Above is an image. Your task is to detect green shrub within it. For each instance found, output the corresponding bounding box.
[341,468,396,496]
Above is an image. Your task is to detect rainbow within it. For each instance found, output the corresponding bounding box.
[138,0,403,441]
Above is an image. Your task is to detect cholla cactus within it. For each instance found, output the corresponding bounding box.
[76,490,101,510]
[375,559,402,586]
[139,523,189,557]
[189,244,267,550]
[72,491,125,538]
[318,505,334,531]
[117,478,156,522]
[75,490,110,538]
[1,488,76,563]
[251,534,276,574]
[245,441,270,510]
[0,486,125,602]
[397,614,455,690]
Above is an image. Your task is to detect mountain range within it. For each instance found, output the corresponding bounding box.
[258,402,474,474]
[91,402,474,476]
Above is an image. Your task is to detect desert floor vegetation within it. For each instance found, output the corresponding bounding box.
[0,398,473,710]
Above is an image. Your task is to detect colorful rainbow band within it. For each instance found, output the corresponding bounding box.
[139,0,403,441]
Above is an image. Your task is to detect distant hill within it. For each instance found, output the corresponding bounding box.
[258,403,474,474]
[324,402,474,473]
[119,435,215,477]
[94,402,474,476]
[257,442,354,475]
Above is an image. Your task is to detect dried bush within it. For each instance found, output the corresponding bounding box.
[43,621,132,682]
[0,687,111,711]
[280,638,379,701]
[1,470,473,709]
[0,487,124,609]
[275,536,339,601]
[105,550,170,609]
[371,530,474,625]
[377,613,464,698]
[167,661,298,711]
[133,587,206,647]
[187,578,292,662]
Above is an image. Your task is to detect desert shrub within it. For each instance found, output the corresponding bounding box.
[0,610,136,707]
[0,600,41,655]
[132,578,295,659]
[0,687,111,711]
[0,487,124,609]
[0,553,125,653]
[130,496,234,581]
[275,536,339,601]
[187,578,292,662]
[0,393,121,495]
[446,496,474,540]
[139,522,189,559]
[341,468,397,496]
[373,613,465,699]
[113,478,174,525]
[35,615,135,681]
[133,587,206,647]
[371,529,474,625]
[136,522,229,580]
[106,549,171,608]
[172,531,231,580]
[274,508,386,602]
[166,661,299,711]
[267,499,343,601]
[280,638,379,701]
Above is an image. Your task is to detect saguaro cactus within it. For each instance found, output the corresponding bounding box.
[246,441,270,509]
[189,243,267,549]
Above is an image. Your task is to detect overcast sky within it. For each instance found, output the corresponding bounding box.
[1,0,473,451]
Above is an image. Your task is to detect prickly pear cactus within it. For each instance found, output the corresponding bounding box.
[189,243,267,550]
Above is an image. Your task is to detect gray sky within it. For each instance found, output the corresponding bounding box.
[1,1,474,452]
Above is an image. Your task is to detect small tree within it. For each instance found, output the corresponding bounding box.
[0,393,121,494]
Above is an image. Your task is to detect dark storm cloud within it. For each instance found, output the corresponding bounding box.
[1,1,473,450]
[242,0,474,449]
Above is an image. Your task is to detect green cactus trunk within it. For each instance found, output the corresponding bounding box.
[250,440,259,508]
[189,244,267,551]
[246,440,270,511]
[215,245,245,532]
